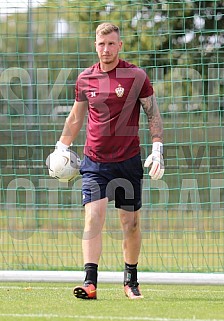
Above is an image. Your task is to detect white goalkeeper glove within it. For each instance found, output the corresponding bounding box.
[144,142,164,180]
[55,140,70,152]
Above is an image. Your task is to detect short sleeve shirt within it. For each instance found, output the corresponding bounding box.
[75,59,153,162]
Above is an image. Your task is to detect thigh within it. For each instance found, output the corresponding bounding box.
[84,198,108,225]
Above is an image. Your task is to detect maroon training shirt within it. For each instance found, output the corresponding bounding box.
[75,59,153,162]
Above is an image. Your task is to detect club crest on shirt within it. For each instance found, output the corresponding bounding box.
[115,84,124,97]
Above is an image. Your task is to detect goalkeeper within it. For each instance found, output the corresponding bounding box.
[55,22,164,300]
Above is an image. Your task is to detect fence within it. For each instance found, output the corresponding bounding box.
[0,0,224,275]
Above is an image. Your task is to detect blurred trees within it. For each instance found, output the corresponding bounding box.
[0,0,223,113]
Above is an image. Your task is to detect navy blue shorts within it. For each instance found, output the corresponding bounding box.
[80,154,143,212]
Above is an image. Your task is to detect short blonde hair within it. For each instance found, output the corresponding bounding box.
[96,23,120,38]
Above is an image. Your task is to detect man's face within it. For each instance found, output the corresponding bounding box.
[95,31,122,65]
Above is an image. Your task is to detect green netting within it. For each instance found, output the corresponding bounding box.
[0,0,224,272]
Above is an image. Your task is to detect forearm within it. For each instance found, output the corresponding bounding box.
[59,101,87,146]
[140,94,163,143]
[60,115,83,146]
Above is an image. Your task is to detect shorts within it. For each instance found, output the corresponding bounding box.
[80,153,143,212]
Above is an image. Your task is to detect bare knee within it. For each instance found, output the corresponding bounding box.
[120,212,140,235]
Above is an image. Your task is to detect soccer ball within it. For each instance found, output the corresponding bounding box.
[46,149,81,182]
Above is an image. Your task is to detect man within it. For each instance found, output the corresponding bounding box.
[55,23,164,299]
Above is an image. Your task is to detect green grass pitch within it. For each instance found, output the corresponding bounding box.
[0,282,224,321]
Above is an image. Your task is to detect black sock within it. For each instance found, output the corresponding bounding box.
[124,262,138,286]
[84,263,98,287]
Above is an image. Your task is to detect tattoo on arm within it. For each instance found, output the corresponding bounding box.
[140,94,163,142]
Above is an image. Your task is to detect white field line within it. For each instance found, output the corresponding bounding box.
[0,314,224,321]
[1,285,224,294]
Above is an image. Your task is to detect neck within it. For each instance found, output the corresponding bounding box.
[100,59,119,72]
